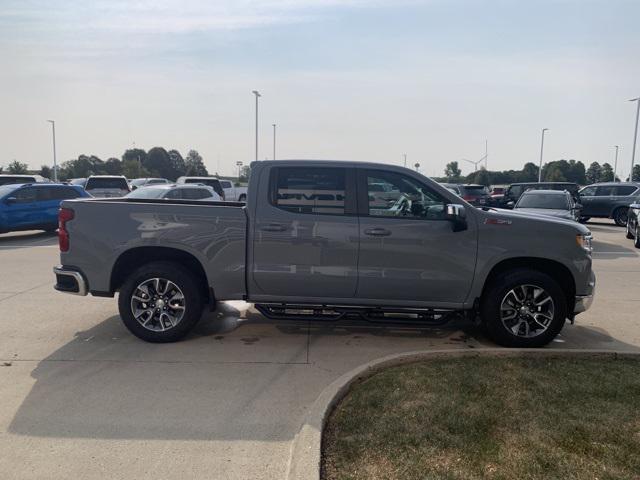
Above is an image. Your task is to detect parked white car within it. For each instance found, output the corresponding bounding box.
[176,176,226,200]
[218,179,247,201]
[85,175,130,198]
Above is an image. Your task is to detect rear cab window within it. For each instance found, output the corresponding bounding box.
[85,177,129,190]
[271,167,350,215]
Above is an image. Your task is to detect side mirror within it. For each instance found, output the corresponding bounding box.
[5,197,16,205]
[506,200,515,208]
[446,204,467,232]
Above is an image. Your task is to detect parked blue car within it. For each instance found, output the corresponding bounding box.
[0,183,91,234]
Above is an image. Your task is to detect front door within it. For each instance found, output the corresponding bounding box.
[251,166,359,300]
[356,168,477,306]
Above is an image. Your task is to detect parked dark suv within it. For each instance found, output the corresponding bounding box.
[503,182,580,208]
[579,182,640,226]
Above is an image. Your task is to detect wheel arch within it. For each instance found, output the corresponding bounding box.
[481,257,576,311]
[110,246,211,302]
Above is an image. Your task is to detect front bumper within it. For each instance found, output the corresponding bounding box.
[573,271,596,314]
[53,266,88,296]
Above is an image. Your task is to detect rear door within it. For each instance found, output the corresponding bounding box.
[251,166,359,299]
[591,186,616,216]
[36,187,82,226]
[356,168,477,305]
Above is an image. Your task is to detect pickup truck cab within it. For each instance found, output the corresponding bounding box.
[219,179,247,202]
[53,160,595,347]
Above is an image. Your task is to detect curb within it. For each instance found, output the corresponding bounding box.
[285,348,640,480]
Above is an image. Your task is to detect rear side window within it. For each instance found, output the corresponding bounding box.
[595,186,615,196]
[86,178,128,190]
[37,187,80,201]
[273,167,346,215]
[185,179,224,197]
[615,186,638,196]
[183,188,213,200]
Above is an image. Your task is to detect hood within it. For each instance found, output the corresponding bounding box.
[481,208,590,234]
[514,208,575,221]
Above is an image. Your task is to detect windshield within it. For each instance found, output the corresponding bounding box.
[85,178,129,190]
[517,194,569,210]
[125,187,167,199]
[0,184,20,198]
[0,177,34,186]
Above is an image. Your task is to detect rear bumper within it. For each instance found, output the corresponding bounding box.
[53,266,88,296]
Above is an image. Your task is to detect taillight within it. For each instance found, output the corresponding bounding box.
[58,208,74,252]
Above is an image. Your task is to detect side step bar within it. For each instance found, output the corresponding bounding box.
[254,303,461,326]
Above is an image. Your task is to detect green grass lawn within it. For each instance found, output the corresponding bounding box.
[322,356,640,480]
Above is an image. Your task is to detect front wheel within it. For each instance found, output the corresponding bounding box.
[118,261,204,342]
[481,269,567,348]
[626,221,634,239]
[635,225,640,249]
[613,207,629,227]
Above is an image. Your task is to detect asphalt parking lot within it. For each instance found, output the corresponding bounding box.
[0,220,638,480]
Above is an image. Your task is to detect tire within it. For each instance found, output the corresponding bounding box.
[626,221,634,239]
[579,217,590,224]
[118,261,205,343]
[481,269,567,348]
[635,225,640,249]
[238,194,246,202]
[613,207,629,227]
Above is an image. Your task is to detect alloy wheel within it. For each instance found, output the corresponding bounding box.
[130,277,186,332]
[500,284,555,338]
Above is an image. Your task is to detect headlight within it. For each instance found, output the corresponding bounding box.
[576,233,593,253]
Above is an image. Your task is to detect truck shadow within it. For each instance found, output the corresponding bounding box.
[0,231,57,250]
[8,304,639,442]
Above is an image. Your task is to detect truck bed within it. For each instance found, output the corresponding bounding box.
[60,197,248,299]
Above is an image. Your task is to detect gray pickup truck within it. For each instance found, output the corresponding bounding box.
[53,160,595,347]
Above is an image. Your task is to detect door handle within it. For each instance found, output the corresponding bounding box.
[260,223,287,232]
[364,227,391,237]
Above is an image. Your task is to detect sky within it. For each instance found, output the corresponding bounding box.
[1,0,639,178]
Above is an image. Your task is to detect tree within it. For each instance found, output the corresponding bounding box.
[104,157,123,175]
[475,168,490,186]
[145,147,172,178]
[631,164,640,182]
[600,163,614,182]
[122,159,150,179]
[184,150,208,176]
[40,165,52,179]
[238,165,251,183]
[520,162,539,182]
[7,160,29,174]
[168,150,186,180]
[585,162,602,184]
[444,161,462,182]
[122,149,148,166]
[568,160,586,184]
[545,165,567,182]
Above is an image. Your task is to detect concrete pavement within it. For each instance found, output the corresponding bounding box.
[0,220,638,479]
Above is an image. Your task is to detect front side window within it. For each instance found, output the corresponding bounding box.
[365,170,446,220]
[183,188,212,200]
[580,186,596,197]
[13,187,37,203]
[273,167,346,215]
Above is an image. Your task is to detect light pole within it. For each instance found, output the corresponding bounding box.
[236,161,243,181]
[414,162,420,172]
[538,128,548,182]
[485,139,488,169]
[252,90,261,162]
[272,124,276,160]
[46,120,58,182]
[403,153,407,168]
[629,97,640,181]
[613,145,619,182]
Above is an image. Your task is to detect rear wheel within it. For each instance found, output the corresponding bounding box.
[118,261,204,342]
[481,269,567,348]
[635,225,640,249]
[613,207,629,227]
